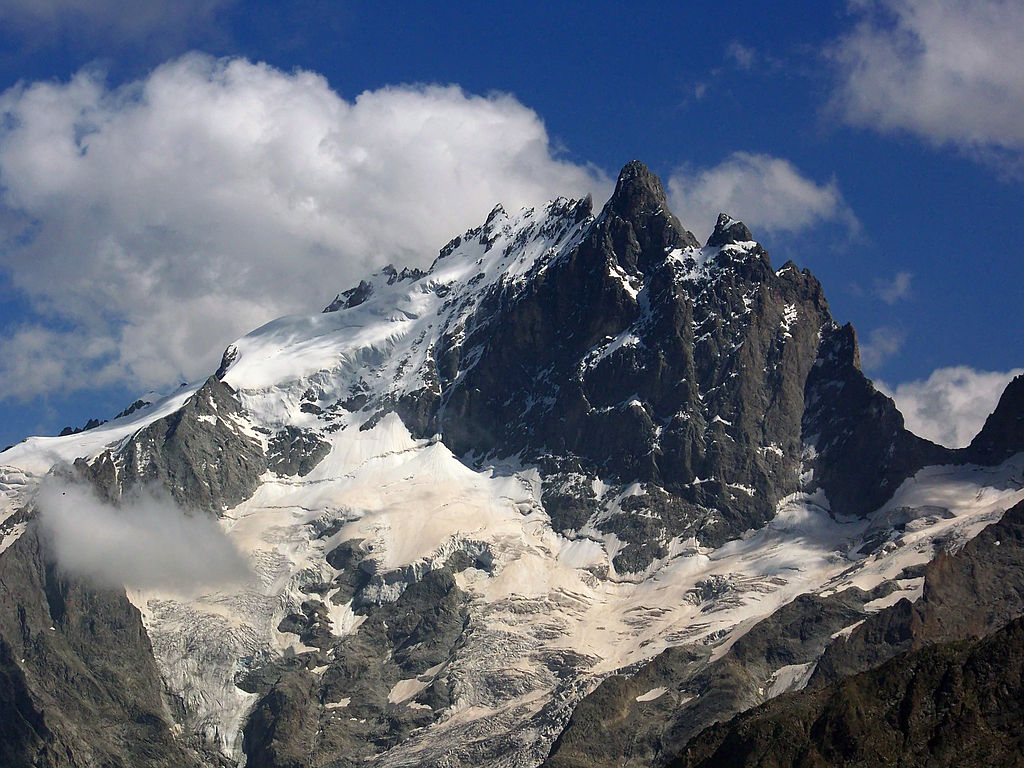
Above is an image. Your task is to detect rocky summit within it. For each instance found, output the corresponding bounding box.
[0,162,1021,768]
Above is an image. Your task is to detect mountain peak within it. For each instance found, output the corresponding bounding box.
[967,373,1024,462]
[707,212,754,247]
[593,161,699,272]
[4,155,1020,768]
[607,159,668,220]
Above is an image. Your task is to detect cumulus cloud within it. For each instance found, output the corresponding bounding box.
[830,0,1024,163]
[0,54,609,401]
[877,366,1024,447]
[859,325,905,370]
[36,480,249,593]
[0,326,122,402]
[667,152,858,241]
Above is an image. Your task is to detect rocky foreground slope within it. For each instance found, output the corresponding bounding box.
[673,499,1024,768]
[0,162,1021,767]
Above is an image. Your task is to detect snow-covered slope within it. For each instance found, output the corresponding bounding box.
[0,384,200,479]
[221,197,589,399]
[77,406,1023,763]
[7,402,1018,764]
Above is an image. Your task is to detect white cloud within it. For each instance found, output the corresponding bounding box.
[859,325,905,370]
[667,152,858,242]
[0,54,609,401]
[36,480,250,593]
[0,326,122,402]
[877,366,1024,448]
[830,0,1024,160]
[874,270,913,304]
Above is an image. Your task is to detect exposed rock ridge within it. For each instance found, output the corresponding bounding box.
[77,376,268,515]
[673,615,1024,768]
[964,373,1024,463]
[0,524,219,767]
[665,496,1024,767]
[221,160,970,573]
[429,162,875,566]
[801,323,952,517]
[240,557,472,768]
[810,496,1024,686]
[545,589,876,768]
[705,213,753,248]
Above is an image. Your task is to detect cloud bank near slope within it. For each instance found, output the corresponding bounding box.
[879,366,1024,448]
[0,53,609,402]
[36,480,249,593]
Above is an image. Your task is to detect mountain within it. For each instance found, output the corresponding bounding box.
[0,161,1021,767]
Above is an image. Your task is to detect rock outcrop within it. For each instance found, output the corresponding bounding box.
[0,525,218,767]
[78,376,267,515]
[673,616,1024,768]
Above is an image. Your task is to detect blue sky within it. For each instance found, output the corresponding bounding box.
[0,0,1021,450]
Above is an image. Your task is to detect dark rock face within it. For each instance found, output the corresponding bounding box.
[300,162,974,576]
[547,416,1024,767]
[324,278,374,312]
[305,166,1024,572]
[664,489,1024,767]
[114,397,152,420]
[0,524,216,768]
[241,671,321,768]
[439,160,702,472]
[545,590,873,768]
[801,323,952,518]
[426,161,905,567]
[80,376,267,515]
[323,264,426,313]
[965,373,1024,464]
[673,616,1024,768]
[555,496,1024,768]
[810,497,1024,687]
[58,417,107,437]
[242,566,470,768]
[267,427,330,477]
[705,213,753,247]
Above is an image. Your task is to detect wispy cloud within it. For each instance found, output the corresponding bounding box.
[36,480,250,593]
[667,151,859,241]
[0,54,610,402]
[874,270,913,304]
[877,365,1024,447]
[829,0,1024,169]
[859,325,905,370]
[725,41,757,70]
[0,0,234,51]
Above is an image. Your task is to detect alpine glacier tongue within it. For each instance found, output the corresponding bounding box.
[0,160,1020,768]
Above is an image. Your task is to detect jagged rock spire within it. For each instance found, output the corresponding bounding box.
[594,161,699,273]
[606,160,670,221]
[706,212,753,247]
[968,374,1024,462]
